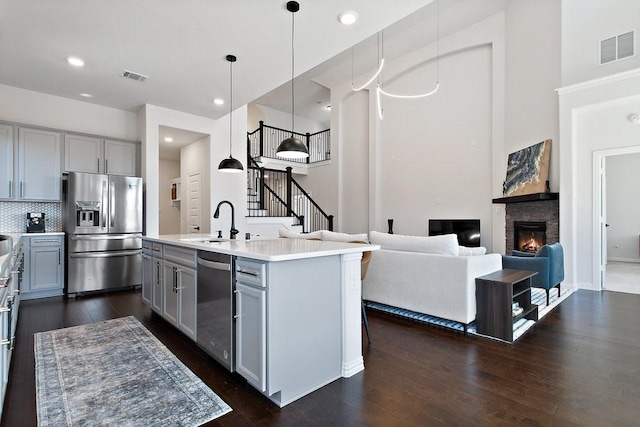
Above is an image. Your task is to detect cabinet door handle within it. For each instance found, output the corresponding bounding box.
[97,158,100,172]
[105,159,108,173]
[20,181,23,198]
[58,248,61,265]
[8,180,11,198]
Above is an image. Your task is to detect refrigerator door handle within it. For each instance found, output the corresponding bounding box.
[69,250,141,259]
[69,234,141,241]
[110,181,115,228]
[101,180,107,228]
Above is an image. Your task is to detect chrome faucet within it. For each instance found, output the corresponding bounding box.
[213,200,239,240]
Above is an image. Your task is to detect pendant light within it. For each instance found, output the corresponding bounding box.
[218,54,244,173]
[351,0,441,120]
[276,1,309,160]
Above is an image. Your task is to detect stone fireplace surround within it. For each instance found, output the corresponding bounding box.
[505,199,559,255]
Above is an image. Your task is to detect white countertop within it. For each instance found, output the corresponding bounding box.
[144,234,379,262]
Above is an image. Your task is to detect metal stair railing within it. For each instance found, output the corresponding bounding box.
[246,143,333,232]
[247,121,330,164]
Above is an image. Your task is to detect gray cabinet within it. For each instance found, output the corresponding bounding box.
[235,282,266,391]
[0,124,13,199]
[1,126,61,201]
[234,255,343,407]
[142,239,163,312]
[144,242,197,341]
[22,235,64,300]
[64,134,102,174]
[104,139,138,176]
[64,135,139,176]
[18,128,62,201]
[141,241,154,305]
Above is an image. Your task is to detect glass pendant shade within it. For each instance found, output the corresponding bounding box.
[218,54,244,173]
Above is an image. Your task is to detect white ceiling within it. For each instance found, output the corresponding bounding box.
[0,0,437,122]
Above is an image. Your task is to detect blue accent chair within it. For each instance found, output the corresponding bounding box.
[501,243,565,305]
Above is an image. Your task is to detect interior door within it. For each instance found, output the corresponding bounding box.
[599,156,607,290]
[187,171,201,233]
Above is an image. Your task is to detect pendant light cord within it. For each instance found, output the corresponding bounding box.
[229,58,233,156]
[291,9,295,136]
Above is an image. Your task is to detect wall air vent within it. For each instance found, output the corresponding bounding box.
[600,31,635,65]
[121,70,149,82]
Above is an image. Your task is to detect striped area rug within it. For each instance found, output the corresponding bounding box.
[366,285,574,342]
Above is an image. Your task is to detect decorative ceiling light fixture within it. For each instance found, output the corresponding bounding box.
[351,0,440,120]
[218,54,244,173]
[276,1,309,160]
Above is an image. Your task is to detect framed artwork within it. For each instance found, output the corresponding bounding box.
[503,139,551,197]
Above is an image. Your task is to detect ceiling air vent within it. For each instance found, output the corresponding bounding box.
[122,70,149,82]
[600,31,635,65]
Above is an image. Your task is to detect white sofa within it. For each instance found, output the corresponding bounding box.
[363,231,502,329]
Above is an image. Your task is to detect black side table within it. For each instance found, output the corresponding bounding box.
[475,269,539,342]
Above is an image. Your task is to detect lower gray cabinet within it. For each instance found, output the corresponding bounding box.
[144,242,197,341]
[22,235,64,300]
[235,282,266,392]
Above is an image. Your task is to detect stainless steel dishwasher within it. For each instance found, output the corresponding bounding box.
[196,251,235,371]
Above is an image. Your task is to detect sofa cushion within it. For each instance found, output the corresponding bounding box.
[458,246,487,256]
[369,231,459,255]
[321,230,368,243]
[278,227,323,240]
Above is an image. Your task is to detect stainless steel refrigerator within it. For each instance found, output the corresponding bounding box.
[65,172,143,295]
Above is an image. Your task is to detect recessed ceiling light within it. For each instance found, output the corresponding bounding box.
[338,11,358,25]
[164,137,173,143]
[326,105,331,111]
[213,98,224,105]
[67,56,85,67]
[79,93,93,98]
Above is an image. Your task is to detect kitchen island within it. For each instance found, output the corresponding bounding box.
[142,234,379,407]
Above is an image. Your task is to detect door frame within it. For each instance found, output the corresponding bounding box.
[592,145,640,290]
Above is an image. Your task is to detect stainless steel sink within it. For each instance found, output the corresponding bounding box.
[0,235,13,257]
[179,237,229,243]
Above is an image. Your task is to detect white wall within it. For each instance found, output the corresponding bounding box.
[505,0,561,190]
[339,90,369,234]
[561,0,640,87]
[327,11,506,251]
[140,104,246,237]
[558,73,640,289]
[606,152,640,262]
[159,159,180,234]
[0,84,137,140]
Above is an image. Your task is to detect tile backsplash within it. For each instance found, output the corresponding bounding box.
[0,201,63,232]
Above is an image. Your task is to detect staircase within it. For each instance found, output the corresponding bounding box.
[246,123,333,233]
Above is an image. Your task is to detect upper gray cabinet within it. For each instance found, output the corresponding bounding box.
[64,135,139,176]
[104,139,138,176]
[0,124,14,199]
[17,127,62,201]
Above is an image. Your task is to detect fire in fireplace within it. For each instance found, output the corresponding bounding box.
[514,221,546,252]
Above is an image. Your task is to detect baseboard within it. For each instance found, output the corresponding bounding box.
[607,257,640,263]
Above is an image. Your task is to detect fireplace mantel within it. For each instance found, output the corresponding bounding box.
[492,192,559,204]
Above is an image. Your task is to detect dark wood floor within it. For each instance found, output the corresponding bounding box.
[2,289,640,426]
